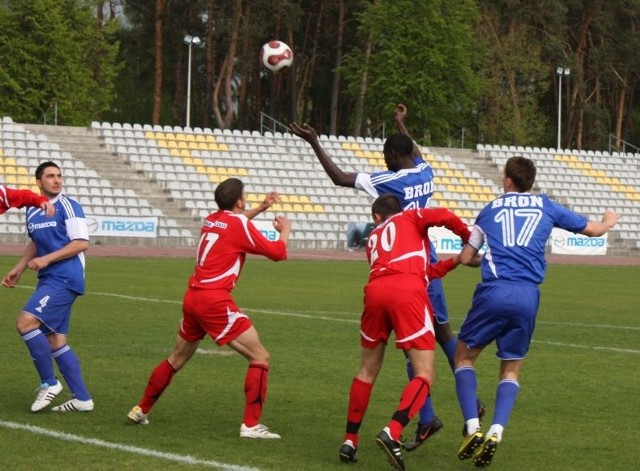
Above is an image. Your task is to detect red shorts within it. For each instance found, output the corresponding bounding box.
[180,288,253,346]
[361,274,435,351]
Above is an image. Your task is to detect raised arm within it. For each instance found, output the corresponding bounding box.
[243,191,280,220]
[394,104,423,160]
[290,122,357,187]
[421,207,471,244]
[580,209,620,237]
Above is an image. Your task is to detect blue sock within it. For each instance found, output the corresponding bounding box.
[406,356,414,380]
[454,366,478,421]
[418,395,435,424]
[52,345,91,401]
[493,379,520,427]
[441,337,457,372]
[22,329,56,385]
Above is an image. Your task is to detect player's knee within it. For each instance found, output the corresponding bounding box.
[16,312,40,333]
[253,348,270,365]
[435,323,455,343]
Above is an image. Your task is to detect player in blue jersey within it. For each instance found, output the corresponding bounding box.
[291,104,482,450]
[1,161,94,413]
[454,156,620,468]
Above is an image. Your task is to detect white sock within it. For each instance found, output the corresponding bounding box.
[486,424,504,442]
[466,418,481,435]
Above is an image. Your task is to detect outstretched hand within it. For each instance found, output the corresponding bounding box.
[272,215,291,233]
[290,122,318,144]
[394,103,407,123]
[602,209,621,229]
[259,192,281,211]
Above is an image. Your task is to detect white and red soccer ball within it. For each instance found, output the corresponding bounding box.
[260,40,293,73]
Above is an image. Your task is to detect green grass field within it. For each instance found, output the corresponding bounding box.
[0,255,638,470]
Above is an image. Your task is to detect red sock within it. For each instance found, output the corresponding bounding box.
[388,376,430,440]
[243,363,269,427]
[344,378,373,447]
[138,359,177,413]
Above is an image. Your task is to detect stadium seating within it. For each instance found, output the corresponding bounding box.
[2,117,639,253]
[0,121,189,244]
[479,143,640,252]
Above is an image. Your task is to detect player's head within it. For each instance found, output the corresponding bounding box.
[35,161,62,198]
[215,177,246,211]
[372,193,402,224]
[383,133,414,171]
[504,156,536,192]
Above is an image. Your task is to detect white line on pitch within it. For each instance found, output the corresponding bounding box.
[17,286,640,353]
[0,420,259,471]
[531,340,640,354]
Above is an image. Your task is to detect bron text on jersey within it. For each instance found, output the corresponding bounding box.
[491,194,543,209]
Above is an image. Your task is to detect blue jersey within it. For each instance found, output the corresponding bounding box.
[355,157,437,261]
[26,194,89,294]
[355,159,435,210]
[470,192,587,284]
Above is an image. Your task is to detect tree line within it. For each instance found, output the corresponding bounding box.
[1,0,638,152]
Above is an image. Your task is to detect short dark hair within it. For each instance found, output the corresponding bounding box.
[505,156,536,192]
[214,178,244,210]
[383,133,413,157]
[372,194,402,220]
[35,161,60,180]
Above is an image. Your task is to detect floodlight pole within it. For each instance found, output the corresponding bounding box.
[556,67,570,150]
[184,35,201,129]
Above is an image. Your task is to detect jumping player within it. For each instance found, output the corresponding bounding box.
[455,156,620,467]
[339,194,473,471]
[291,104,483,449]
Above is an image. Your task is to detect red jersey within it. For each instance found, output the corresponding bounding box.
[366,207,470,283]
[0,184,48,215]
[188,210,287,291]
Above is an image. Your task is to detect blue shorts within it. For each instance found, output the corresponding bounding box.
[23,279,79,335]
[457,281,540,360]
[428,278,448,324]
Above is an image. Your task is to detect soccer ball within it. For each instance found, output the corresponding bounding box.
[260,40,293,73]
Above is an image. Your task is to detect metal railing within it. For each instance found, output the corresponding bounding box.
[608,134,639,157]
[260,112,290,135]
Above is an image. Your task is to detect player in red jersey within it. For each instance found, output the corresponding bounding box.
[0,184,55,216]
[339,194,474,470]
[127,178,291,439]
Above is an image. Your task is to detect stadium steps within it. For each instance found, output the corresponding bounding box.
[429,146,502,187]
[22,124,201,246]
